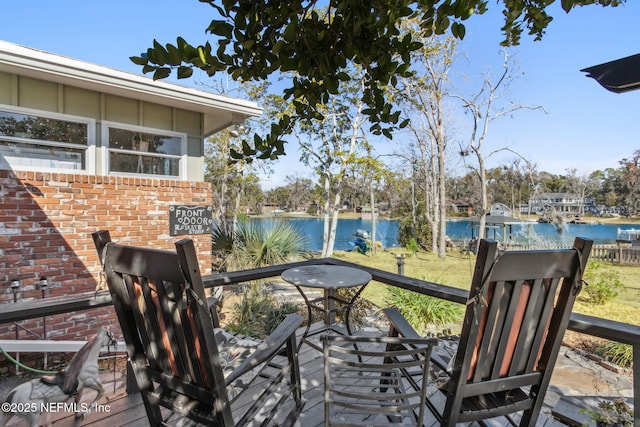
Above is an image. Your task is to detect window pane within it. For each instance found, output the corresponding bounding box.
[0,141,85,169]
[109,128,181,155]
[0,111,87,144]
[109,152,179,176]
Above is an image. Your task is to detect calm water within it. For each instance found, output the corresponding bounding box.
[249,217,401,251]
[249,217,638,251]
[447,219,638,246]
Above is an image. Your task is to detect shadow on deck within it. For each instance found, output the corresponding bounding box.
[2,322,612,427]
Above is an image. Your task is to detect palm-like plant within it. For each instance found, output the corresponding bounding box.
[212,219,307,337]
[212,219,307,270]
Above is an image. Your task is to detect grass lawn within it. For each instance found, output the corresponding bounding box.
[332,248,640,327]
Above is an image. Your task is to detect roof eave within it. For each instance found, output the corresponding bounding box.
[0,41,262,134]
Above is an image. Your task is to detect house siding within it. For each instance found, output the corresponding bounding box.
[0,70,205,181]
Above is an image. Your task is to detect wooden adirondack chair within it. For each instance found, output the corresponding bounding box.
[93,230,223,327]
[384,237,592,426]
[97,234,304,426]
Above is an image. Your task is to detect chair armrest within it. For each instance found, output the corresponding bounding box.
[383,307,422,339]
[225,313,303,385]
[384,308,451,371]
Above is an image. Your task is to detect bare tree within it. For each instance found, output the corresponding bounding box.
[456,52,545,241]
[394,35,458,258]
[565,168,592,216]
[295,74,369,257]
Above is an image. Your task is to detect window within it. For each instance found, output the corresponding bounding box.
[103,123,186,179]
[0,106,94,172]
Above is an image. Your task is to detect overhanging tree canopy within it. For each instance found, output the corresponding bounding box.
[132,0,624,161]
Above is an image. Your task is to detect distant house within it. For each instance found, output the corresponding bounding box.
[360,206,377,220]
[0,40,261,342]
[528,192,596,215]
[448,201,474,216]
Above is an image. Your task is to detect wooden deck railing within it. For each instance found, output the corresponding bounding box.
[0,257,638,425]
[497,243,640,265]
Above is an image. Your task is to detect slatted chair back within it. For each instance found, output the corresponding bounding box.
[442,237,592,426]
[92,230,221,327]
[100,237,304,426]
[322,335,438,426]
[92,230,111,268]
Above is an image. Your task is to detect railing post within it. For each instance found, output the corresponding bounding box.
[396,254,405,276]
[634,343,639,426]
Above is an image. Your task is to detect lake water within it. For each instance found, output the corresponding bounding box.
[446,219,638,246]
[249,217,401,251]
[249,217,638,251]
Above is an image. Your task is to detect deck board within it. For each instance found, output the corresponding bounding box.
[12,324,567,427]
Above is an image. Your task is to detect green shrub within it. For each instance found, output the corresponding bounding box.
[227,283,300,338]
[582,399,633,426]
[582,261,624,305]
[386,287,463,334]
[406,238,419,255]
[600,341,633,369]
[335,288,376,328]
[265,301,301,334]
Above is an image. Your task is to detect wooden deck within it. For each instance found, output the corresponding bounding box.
[3,323,570,427]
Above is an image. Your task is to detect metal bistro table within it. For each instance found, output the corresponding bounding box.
[281,265,372,351]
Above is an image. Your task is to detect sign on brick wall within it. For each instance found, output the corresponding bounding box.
[169,205,213,236]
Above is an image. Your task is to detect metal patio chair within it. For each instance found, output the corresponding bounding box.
[322,334,438,426]
[384,237,592,426]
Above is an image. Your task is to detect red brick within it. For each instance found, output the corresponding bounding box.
[1,172,212,342]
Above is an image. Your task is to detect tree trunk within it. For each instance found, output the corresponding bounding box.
[436,128,447,258]
[370,183,377,256]
[321,173,332,257]
[478,154,488,242]
[325,193,341,257]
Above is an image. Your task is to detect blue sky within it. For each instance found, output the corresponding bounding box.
[1,1,639,188]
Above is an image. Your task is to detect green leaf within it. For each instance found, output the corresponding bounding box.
[325,75,339,94]
[435,14,451,35]
[153,67,171,80]
[177,66,193,79]
[561,0,574,12]
[283,21,298,43]
[197,46,208,64]
[142,64,155,74]
[166,44,182,66]
[129,56,148,66]
[242,140,256,156]
[456,23,466,39]
[229,148,244,160]
[273,40,285,54]
[208,21,234,38]
[152,40,169,65]
[336,72,350,81]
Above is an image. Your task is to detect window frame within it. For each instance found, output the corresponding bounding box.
[0,104,96,173]
[101,121,187,180]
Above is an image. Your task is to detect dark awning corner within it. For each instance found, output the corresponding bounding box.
[581,53,640,93]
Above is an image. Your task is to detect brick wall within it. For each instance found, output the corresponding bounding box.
[0,169,212,344]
